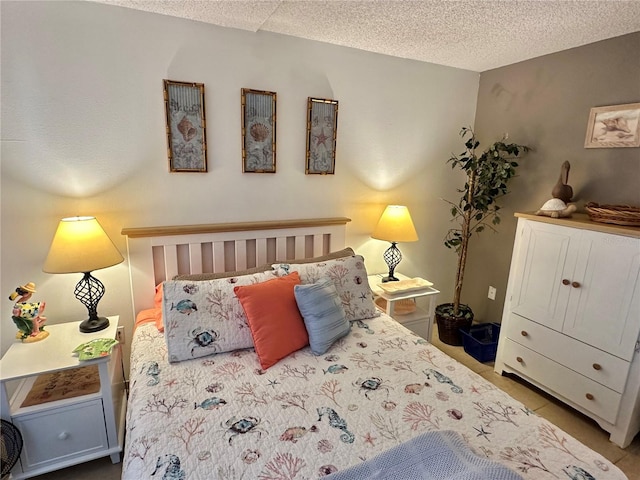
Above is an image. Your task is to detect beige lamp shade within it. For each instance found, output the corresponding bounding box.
[43,216,124,274]
[372,205,419,243]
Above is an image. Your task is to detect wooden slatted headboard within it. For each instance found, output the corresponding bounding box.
[121,217,351,318]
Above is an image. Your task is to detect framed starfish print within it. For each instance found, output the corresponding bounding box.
[306,97,338,174]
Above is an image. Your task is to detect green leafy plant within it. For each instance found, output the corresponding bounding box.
[443,127,529,316]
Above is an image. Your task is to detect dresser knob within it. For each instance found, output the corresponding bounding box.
[520,330,528,337]
[585,393,594,400]
[592,363,602,371]
[516,356,523,363]
[58,431,69,440]
[571,281,581,288]
[562,279,570,286]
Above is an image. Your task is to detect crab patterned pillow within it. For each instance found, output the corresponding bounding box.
[272,255,378,321]
[162,270,276,363]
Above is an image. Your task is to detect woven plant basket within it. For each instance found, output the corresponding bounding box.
[435,303,474,346]
[585,202,640,227]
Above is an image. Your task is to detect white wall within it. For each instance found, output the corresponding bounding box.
[1,0,479,359]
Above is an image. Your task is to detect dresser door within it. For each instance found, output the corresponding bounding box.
[563,230,640,360]
[509,220,580,331]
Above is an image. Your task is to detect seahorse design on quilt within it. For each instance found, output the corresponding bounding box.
[424,368,463,393]
[317,407,355,443]
[141,361,160,386]
[151,454,185,480]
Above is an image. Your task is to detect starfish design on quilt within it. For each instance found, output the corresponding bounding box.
[266,379,280,388]
[470,385,481,394]
[314,128,330,147]
[372,350,383,357]
[164,379,178,388]
[474,425,492,441]
[359,292,368,302]
[363,432,376,446]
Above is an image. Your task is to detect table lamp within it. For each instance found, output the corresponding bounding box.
[371,205,418,282]
[43,216,124,333]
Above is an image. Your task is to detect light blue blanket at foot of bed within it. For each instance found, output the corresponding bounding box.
[326,430,524,480]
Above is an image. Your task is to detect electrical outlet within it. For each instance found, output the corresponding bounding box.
[117,326,125,345]
[488,286,497,301]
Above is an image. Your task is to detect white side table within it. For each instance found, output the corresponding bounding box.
[368,273,440,341]
[0,317,125,479]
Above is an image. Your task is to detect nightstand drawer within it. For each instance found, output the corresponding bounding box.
[502,338,622,423]
[503,313,630,393]
[15,399,108,470]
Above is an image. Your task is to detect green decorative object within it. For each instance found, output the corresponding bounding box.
[73,338,118,361]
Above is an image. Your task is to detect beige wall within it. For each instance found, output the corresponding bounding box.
[467,32,640,324]
[0,1,479,358]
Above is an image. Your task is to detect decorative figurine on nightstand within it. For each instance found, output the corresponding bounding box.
[9,282,49,342]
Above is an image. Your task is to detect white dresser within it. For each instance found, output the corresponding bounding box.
[495,213,640,448]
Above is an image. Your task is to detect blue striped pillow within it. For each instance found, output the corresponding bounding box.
[294,279,351,355]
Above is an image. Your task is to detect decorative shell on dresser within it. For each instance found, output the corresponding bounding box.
[535,198,577,218]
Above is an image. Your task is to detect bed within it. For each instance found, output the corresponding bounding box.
[120,218,626,479]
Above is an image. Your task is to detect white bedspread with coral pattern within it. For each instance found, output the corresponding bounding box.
[122,315,625,480]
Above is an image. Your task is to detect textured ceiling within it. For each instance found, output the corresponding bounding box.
[92,0,640,71]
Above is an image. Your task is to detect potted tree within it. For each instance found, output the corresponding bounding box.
[436,127,529,345]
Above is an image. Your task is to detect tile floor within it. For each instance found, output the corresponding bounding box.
[28,326,639,479]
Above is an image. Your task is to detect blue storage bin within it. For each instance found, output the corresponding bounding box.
[460,323,500,363]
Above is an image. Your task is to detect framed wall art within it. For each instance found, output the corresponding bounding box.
[163,80,207,172]
[584,102,640,148]
[241,88,277,173]
[306,97,338,174]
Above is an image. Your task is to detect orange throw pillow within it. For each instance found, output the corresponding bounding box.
[134,283,165,332]
[154,283,164,331]
[234,272,308,369]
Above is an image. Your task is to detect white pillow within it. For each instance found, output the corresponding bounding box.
[162,270,277,363]
[273,255,378,322]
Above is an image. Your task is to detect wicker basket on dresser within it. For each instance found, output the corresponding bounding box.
[494,213,640,448]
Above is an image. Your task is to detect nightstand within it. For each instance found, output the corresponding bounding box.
[0,317,125,479]
[368,273,440,341]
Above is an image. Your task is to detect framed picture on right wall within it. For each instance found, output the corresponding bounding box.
[584,102,640,148]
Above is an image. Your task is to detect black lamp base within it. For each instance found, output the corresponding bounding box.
[79,316,110,333]
[382,242,402,283]
[75,271,109,333]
